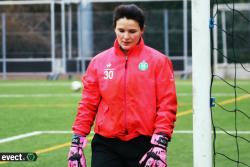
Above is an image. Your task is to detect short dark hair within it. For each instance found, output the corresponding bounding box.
[113,4,145,30]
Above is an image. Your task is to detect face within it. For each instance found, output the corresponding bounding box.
[115,18,144,51]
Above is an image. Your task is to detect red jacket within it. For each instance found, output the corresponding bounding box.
[72,38,177,141]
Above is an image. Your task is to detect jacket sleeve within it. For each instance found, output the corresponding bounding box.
[72,58,101,136]
[154,56,177,139]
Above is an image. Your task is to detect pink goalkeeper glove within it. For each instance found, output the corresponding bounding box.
[68,134,87,167]
[139,134,168,167]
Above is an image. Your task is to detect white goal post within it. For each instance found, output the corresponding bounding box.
[192,0,212,167]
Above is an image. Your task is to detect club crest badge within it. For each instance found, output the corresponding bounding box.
[138,60,148,71]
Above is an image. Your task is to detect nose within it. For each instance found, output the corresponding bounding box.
[123,32,130,39]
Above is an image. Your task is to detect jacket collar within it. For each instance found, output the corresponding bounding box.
[114,38,144,57]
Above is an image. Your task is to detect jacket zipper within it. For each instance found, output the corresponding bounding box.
[124,55,128,135]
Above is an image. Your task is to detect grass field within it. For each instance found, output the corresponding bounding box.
[0,79,249,167]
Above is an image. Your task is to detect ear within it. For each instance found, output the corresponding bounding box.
[141,26,146,35]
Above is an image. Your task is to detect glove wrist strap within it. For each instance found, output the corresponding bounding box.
[71,134,87,148]
[151,134,168,149]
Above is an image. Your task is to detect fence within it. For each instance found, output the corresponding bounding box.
[0,0,192,79]
[213,3,250,79]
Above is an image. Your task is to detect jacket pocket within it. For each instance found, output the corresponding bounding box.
[96,101,109,127]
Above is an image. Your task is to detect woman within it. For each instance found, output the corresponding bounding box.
[68,4,177,167]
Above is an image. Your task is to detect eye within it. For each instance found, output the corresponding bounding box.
[129,30,137,34]
[117,28,125,33]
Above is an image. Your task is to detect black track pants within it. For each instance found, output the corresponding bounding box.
[91,134,151,167]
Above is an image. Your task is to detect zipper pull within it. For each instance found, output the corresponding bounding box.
[125,56,128,68]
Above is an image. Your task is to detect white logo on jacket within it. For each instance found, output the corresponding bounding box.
[104,63,114,80]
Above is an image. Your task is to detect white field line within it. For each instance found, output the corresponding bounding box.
[0,93,245,98]
[0,81,248,87]
[0,83,71,87]
[1,130,250,144]
[178,93,246,97]
[173,130,250,134]
[176,82,250,86]
[0,131,43,144]
[0,93,81,98]
[0,131,73,144]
